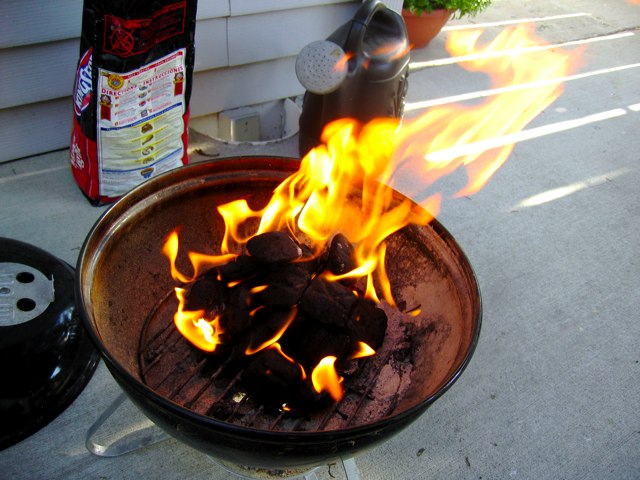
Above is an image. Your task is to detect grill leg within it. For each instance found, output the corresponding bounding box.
[86,392,170,457]
[86,393,364,480]
[340,457,361,480]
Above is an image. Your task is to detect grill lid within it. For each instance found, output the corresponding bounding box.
[0,237,100,450]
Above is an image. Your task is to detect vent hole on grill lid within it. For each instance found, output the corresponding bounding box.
[17,298,37,312]
[16,272,35,283]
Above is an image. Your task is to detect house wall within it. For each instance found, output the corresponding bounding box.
[0,0,359,163]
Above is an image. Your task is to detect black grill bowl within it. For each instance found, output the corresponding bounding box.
[76,157,481,469]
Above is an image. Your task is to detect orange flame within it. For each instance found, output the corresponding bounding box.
[245,308,298,355]
[371,40,411,61]
[334,51,353,73]
[173,287,223,352]
[311,356,343,401]
[162,25,584,404]
[395,25,583,200]
[163,229,237,282]
[162,230,192,284]
[163,230,235,350]
[269,342,307,379]
[351,341,376,359]
[211,118,437,306]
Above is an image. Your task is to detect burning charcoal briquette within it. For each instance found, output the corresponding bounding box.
[221,283,254,338]
[326,233,356,277]
[300,277,358,328]
[184,276,226,314]
[245,306,297,354]
[241,347,305,408]
[249,264,311,306]
[296,243,320,275]
[349,298,388,350]
[279,315,352,372]
[246,231,302,264]
[216,254,260,283]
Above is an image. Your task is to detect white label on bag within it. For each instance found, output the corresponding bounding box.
[96,49,187,197]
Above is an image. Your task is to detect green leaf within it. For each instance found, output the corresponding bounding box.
[403,0,492,18]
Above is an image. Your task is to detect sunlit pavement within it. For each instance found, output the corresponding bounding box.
[1,1,638,479]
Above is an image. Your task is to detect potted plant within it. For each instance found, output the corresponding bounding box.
[402,0,492,48]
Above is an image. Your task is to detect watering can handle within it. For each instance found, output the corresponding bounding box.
[342,0,387,54]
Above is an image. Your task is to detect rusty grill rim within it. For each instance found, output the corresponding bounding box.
[76,156,481,441]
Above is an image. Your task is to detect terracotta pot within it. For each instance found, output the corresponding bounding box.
[402,8,452,49]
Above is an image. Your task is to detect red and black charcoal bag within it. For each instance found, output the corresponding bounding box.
[70,0,197,205]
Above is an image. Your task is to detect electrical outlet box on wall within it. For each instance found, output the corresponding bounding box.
[218,108,261,142]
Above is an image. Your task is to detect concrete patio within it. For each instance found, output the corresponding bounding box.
[1,0,639,478]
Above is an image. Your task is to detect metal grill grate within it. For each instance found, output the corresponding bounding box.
[138,290,406,433]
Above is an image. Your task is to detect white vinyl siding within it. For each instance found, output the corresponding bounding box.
[0,0,358,162]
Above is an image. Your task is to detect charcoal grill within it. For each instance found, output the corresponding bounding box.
[76,157,481,469]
